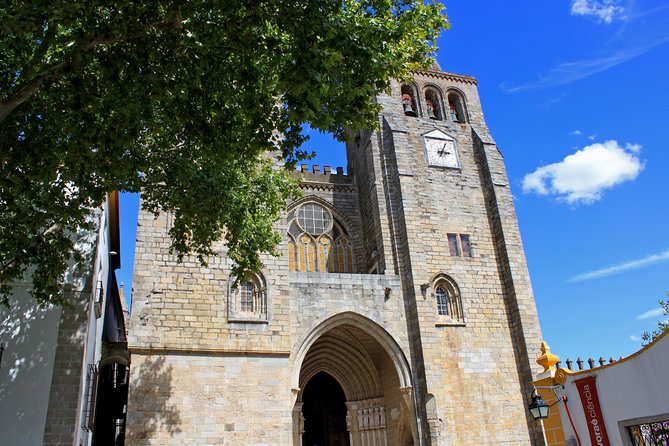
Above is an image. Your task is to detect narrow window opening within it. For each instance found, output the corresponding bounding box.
[448,92,466,123]
[401,85,417,117]
[460,235,472,257]
[425,89,442,120]
[448,234,460,256]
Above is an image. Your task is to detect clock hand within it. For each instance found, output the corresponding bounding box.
[439,142,450,156]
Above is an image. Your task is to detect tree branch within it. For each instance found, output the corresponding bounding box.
[22,20,60,81]
[0,14,184,123]
[0,61,67,122]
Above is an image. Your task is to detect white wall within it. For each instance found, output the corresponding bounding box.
[0,288,62,446]
[0,198,115,446]
[557,333,669,445]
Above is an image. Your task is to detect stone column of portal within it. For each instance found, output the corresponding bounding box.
[359,407,369,446]
[379,405,388,446]
[292,402,304,446]
[369,406,381,446]
[346,402,360,446]
[371,405,388,446]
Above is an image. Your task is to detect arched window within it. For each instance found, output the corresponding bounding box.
[239,281,254,312]
[401,84,418,117]
[287,202,356,273]
[447,91,467,123]
[228,272,267,322]
[424,88,443,120]
[435,286,448,315]
[431,275,464,324]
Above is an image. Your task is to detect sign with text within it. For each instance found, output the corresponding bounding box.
[574,376,611,446]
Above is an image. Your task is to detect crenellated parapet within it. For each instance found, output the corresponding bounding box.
[294,164,356,193]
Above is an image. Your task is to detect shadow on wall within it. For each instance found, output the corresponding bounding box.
[0,295,62,444]
[126,356,182,442]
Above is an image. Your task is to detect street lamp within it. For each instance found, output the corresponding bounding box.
[528,389,550,420]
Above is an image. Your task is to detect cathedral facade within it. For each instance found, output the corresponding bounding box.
[127,66,544,445]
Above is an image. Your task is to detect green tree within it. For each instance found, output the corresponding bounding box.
[0,1,448,306]
[641,295,669,346]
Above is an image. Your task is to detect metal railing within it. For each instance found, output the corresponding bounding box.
[627,419,669,446]
[82,364,99,431]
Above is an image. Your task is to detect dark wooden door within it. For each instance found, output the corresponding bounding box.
[302,372,350,446]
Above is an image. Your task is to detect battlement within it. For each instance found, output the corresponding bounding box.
[293,163,354,187]
[299,164,347,175]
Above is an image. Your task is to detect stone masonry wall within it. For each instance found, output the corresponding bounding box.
[126,353,292,445]
[127,67,544,446]
[360,71,545,445]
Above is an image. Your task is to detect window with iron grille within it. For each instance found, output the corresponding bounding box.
[94,279,104,318]
[627,419,669,446]
[82,364,99,431]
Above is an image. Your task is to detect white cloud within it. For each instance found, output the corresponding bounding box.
[522,140,644,204]
[636,308,665,320]
[571,130,583,135]
[629,334,641,341]
[571,0,627,24]
[568,248,669,282]
[587,134,597,140]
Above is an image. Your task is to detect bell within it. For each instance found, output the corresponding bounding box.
[426,100,437,119]
[402,93,416,117]
[449,104,459,122]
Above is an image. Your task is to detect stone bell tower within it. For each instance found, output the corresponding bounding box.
[126,62,544,446]
[344,62,545,444]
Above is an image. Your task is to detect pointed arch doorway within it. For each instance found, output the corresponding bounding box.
[302,372,349,446]
[292,313,418,446]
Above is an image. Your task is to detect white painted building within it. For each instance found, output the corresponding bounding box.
[534,332,669,446]
[0,192,128,446]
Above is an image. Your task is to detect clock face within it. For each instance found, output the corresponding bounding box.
[424,135,459,168]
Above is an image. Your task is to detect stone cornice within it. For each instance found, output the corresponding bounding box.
[130,345,291,357]
[299,181,357,193]
[412,69,478,85]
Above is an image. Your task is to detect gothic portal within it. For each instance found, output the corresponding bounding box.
[126,63,545,445]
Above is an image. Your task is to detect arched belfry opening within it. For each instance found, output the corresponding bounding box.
[292,313,417,446]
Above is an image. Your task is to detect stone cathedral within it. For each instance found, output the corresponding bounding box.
[127,64,544,445]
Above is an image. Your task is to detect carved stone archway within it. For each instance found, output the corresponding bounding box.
[292,313,417,446]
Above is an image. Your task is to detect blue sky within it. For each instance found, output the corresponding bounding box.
[118,0,669,363]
